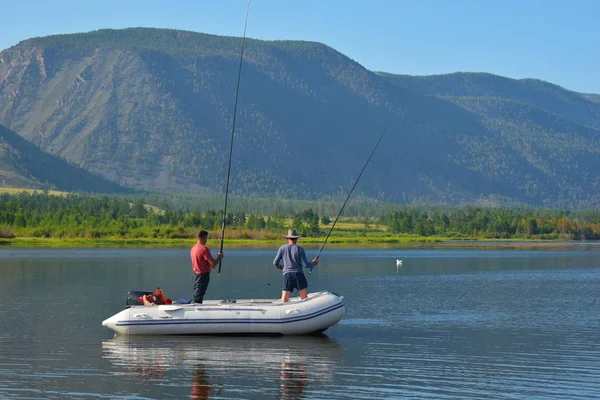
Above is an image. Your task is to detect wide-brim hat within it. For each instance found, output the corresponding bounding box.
[283,229,302,239]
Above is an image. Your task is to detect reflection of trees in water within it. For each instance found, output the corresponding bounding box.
[278,362,307,400]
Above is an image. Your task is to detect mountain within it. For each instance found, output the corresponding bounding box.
[376,72,600,130]
[0,124,128,193]
[0,28,599,208]
[376,72,600,208]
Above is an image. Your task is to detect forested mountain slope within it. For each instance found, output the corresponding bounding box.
[0,124,128,193]
[1,28,599,207]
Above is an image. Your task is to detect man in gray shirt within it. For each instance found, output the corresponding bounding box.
[273,229,319,302]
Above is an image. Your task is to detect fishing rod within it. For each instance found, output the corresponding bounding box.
[309,124,390,274]
[219,0,250,274]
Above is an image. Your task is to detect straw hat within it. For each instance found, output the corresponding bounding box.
[283,229,301,239]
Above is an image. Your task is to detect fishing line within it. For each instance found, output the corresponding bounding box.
[309,123,390,273]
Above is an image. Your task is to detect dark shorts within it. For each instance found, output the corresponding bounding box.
[282,272,308,292]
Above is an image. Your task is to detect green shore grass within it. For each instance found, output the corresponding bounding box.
[0,236,439,248]
[1,235,596,250]
[0,188,70,196]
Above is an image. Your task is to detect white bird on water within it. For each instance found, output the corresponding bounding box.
[396,259,403,267]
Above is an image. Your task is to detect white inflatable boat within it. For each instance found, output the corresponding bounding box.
[102,290,345,336]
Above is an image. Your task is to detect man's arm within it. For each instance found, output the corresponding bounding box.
[205,248,223,268]
[273,247,283,270]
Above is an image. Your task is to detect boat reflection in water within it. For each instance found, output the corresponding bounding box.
[102,334,343,399]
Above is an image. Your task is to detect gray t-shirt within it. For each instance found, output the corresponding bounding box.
[273,243,314,274]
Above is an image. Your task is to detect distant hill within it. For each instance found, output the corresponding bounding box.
[376,72,600,129]
[1,28,600,208]
[0,124,128,193]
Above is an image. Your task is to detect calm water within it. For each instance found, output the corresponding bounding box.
[0,247,599,399]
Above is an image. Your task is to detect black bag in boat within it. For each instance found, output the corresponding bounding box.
[126,290,153,306]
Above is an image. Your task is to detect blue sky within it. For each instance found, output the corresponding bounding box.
[1,0,598,93]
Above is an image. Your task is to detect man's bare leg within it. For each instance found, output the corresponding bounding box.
[281,290,291,303]
[299,288,308,300]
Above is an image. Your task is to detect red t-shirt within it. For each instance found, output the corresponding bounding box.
[190,243,216,274]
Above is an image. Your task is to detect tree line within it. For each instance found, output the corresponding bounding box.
[379,207,600,240]
[1,192,600,240]
[0,192,323,239]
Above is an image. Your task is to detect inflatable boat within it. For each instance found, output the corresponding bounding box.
[102,290,345,336]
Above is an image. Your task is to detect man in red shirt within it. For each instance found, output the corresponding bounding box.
[190,230,224,304]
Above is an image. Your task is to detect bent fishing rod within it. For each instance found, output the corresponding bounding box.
[309,125,389,274]
[219,0,250,274]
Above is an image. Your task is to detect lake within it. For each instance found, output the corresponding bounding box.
[1,247,599,399]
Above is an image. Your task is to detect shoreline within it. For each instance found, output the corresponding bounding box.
[1,237,599,250]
